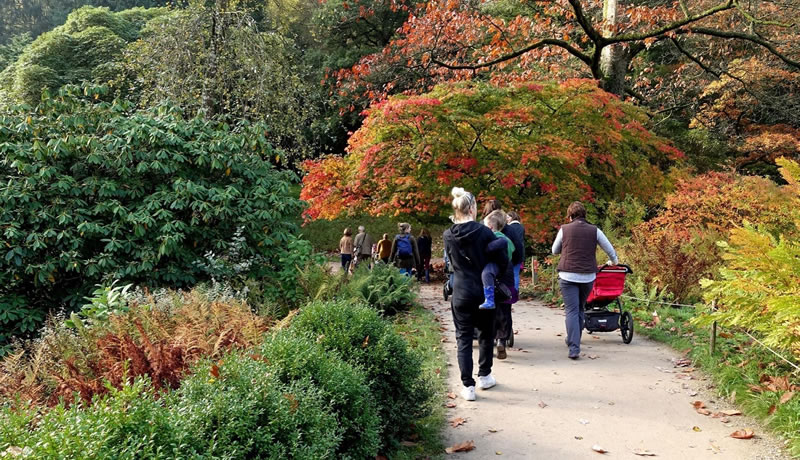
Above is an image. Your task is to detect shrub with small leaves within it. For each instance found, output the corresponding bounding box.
[168,352,341,459]
[290,299,431,449]
[0,378,178,459]
[260,331,381,459]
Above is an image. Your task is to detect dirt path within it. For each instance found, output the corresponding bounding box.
[419,284,790,460]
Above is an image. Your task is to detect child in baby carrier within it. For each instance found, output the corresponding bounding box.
[479,211,515,310]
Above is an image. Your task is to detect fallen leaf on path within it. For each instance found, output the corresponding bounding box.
[450,417,466,428]
[575,436,583,440]
[691,401,706,409]
[488,429,498,433]
[445,402,457,408]
[592,445,608,454]
[447,392,457,399]
[720,409,742,416]
[688,391,698,397]
[496,451,503,455]
[730,429,754,439]
[440,337,448,343]
[514,330,519,335]
[632,449,657,456]
[445,441,475,454]
[780,391,795,405]
[692,426,702,432]
[696,408,711,416]
[538,401,548,408]
[556,333,563,337]
[591,336,600,339]
[672,358,692,367]
[587,355,599,359]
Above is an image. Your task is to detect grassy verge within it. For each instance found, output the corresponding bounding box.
[391,303,448,459]
[625,300,800,457]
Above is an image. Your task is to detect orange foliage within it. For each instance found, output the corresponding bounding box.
[303,80,682,242]
[0,290,271,407]
[627,171,795,300]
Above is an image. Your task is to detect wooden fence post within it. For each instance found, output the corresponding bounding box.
[710,299,717,355]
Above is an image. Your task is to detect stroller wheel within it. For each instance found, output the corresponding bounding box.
[620,310,634,344]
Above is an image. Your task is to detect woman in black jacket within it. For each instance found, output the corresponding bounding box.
[443,187,501,401]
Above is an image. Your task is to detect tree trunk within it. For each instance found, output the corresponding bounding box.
[599,0,627,96]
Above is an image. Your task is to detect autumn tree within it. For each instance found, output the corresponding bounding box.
[301,80,683,242]
[335,0,799,101]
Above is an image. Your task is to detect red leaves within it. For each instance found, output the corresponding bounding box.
[301,81,678,243]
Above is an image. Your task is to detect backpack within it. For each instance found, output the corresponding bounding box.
[396,234,413,257]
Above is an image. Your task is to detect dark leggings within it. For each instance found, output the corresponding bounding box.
[452,302,495,387]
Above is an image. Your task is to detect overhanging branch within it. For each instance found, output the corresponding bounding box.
[605,0,735,44]
[688,27,800,69]
[430,38,592,70]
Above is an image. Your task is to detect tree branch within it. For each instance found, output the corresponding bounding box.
[670,37,721,77]
[430,38,592,70]
[605,0,734,44]
[567,0,602,43]
[688,27,800,69]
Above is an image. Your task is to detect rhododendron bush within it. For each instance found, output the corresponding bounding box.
[302,80,683,242]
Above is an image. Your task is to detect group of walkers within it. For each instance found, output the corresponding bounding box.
[443,187,617,402]
[338,224,434,281]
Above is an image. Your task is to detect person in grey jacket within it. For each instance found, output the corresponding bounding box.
[552,201,618,359]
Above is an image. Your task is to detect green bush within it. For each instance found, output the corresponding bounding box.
[260,331,381,459]
[0,85,304,344]
[0,6,168,106]
[344,264,418,316]
[169,353,340,459]
[290,299,431,449]
[0,378,178,459]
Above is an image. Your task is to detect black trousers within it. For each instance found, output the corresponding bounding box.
[451,301,495,387]
[495,302,512,343]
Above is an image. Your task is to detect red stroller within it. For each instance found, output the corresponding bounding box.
[584,264,634,344]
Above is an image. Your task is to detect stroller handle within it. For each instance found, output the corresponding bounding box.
[598,263,633,275]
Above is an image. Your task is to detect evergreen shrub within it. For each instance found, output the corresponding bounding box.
[290,299,431,449]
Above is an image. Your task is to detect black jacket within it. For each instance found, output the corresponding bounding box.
[502,222,526,266]
[443,221,500,306]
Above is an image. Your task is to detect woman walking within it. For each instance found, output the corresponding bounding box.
[444,187,499,401]
[390,223,420,276]
[552,202,618,359]
[339,227,354,273]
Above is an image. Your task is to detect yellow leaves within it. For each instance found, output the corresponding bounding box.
[225,167,231,176]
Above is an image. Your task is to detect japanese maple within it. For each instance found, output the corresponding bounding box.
[301,80,683,242]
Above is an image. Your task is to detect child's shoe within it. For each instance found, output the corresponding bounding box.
[479,286,495,310]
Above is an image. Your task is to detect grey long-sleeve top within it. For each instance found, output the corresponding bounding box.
[551,228,618,283]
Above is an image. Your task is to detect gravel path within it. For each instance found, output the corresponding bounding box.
[419,284,791,460]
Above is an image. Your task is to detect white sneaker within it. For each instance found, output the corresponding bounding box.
[477,374,496,390]
[461,385,476,401]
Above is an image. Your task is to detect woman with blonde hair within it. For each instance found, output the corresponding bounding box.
[443,187,499,401]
